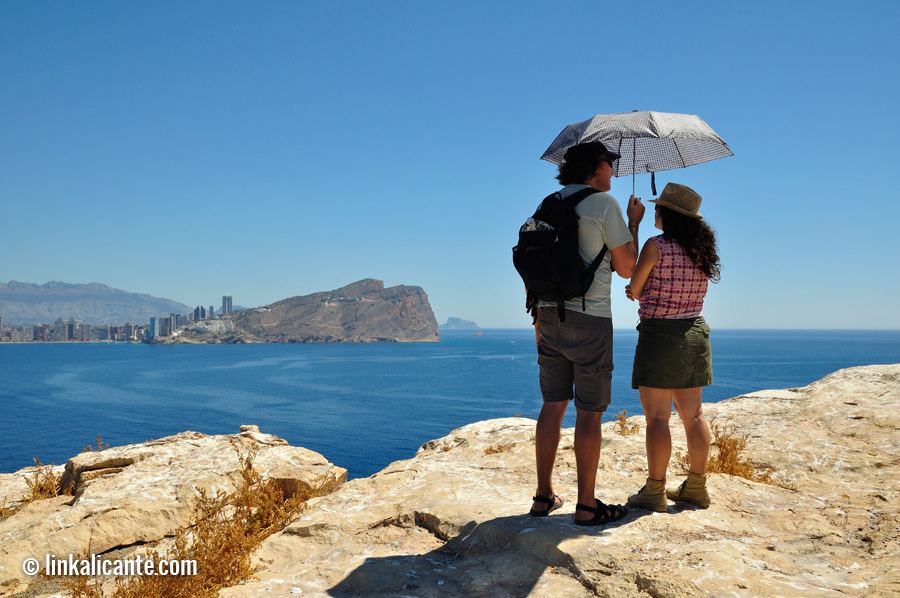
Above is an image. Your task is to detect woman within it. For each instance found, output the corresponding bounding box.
[624,183,721,512]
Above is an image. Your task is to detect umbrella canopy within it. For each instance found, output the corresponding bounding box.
[541,111,733,181]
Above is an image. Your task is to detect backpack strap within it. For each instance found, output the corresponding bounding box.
[566,187,609,315]
[561,186,601,208]
[580,243,609,312]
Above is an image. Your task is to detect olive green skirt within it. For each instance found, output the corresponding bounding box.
[631,317,712,389]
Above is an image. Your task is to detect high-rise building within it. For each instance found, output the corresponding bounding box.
[209,306,215,319]
[222,295,233,315]
[52,323,68,342]
[194,305,207,321]
[148,317,159,339]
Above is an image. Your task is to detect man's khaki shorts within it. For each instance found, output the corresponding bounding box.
[538,307,613,412]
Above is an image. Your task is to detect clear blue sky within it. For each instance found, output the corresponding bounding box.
[2,1,898,329]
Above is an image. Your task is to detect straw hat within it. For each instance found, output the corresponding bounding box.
[649,183,703,219]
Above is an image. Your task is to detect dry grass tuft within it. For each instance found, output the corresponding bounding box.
[613,410,640,436]
[82,435,109,453]
[25,458,66,501]
[0,458,68,520]
[65,445,334,598]
[484,442,516,455]
[675,419,774,484]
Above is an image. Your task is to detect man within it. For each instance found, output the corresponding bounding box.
[529,141,645,525]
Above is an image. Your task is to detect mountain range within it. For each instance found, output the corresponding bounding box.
[0,281,192,325]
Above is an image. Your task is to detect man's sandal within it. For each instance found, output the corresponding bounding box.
[573,499,628,526]
[528,494,565,517]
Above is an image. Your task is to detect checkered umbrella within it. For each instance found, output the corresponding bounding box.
[541,111,733,194]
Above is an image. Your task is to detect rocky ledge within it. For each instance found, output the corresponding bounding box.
[1,364,898,597]
[0,426,346,597]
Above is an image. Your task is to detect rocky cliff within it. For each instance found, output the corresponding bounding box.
[1,365,897,597]
[230,279,439,343]
[0,281,191,325]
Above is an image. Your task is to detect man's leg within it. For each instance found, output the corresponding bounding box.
[532,400,568,513]
[573,407,603,521]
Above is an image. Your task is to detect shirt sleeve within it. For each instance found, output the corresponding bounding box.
[599,196,633,250]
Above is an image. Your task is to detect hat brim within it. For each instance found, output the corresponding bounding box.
[649,199,703,219]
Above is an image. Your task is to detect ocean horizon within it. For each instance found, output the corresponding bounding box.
[2,328,899,479]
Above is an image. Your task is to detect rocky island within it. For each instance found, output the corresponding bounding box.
[1,364,897,597]
[441,317,480,330]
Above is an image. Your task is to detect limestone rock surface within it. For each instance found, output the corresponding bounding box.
[217,364,899,598]
[3,365,897,598]
[0,426,346,595]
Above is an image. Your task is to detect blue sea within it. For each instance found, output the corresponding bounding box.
[2,329,898,479]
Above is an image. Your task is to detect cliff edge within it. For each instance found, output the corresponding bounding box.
[1,365,897,597]
[224,364,899,598]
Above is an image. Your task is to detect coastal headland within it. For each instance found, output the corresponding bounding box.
[1,364,897,597]
[224,279,440,343]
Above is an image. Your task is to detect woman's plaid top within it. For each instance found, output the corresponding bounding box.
[638,235,708,319]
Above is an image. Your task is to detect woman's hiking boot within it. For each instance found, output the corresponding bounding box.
[627,477,668,512]
[667,471,710,507]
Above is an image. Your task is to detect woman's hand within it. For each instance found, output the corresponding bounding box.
[625,284,634,301]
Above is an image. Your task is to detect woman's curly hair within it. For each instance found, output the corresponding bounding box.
[658,206,721,282]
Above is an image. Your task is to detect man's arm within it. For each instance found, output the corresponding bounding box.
[609,195,645,278]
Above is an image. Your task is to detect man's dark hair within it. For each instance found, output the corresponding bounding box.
[556,142,613,185]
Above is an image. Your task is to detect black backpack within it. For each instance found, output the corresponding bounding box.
[512,187,609,323]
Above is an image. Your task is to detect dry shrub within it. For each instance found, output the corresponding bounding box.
[484,442,516,455]
[675,419,773,484]
[0,458,67,520]
[82,435,109,453]
[25,458,64,501]
[66,445,334,598]
[614,410,640,436]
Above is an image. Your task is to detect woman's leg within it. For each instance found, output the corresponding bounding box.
[672,388,710,474]
[638,387,673,480]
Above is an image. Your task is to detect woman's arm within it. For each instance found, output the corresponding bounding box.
[625,238,660,301]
